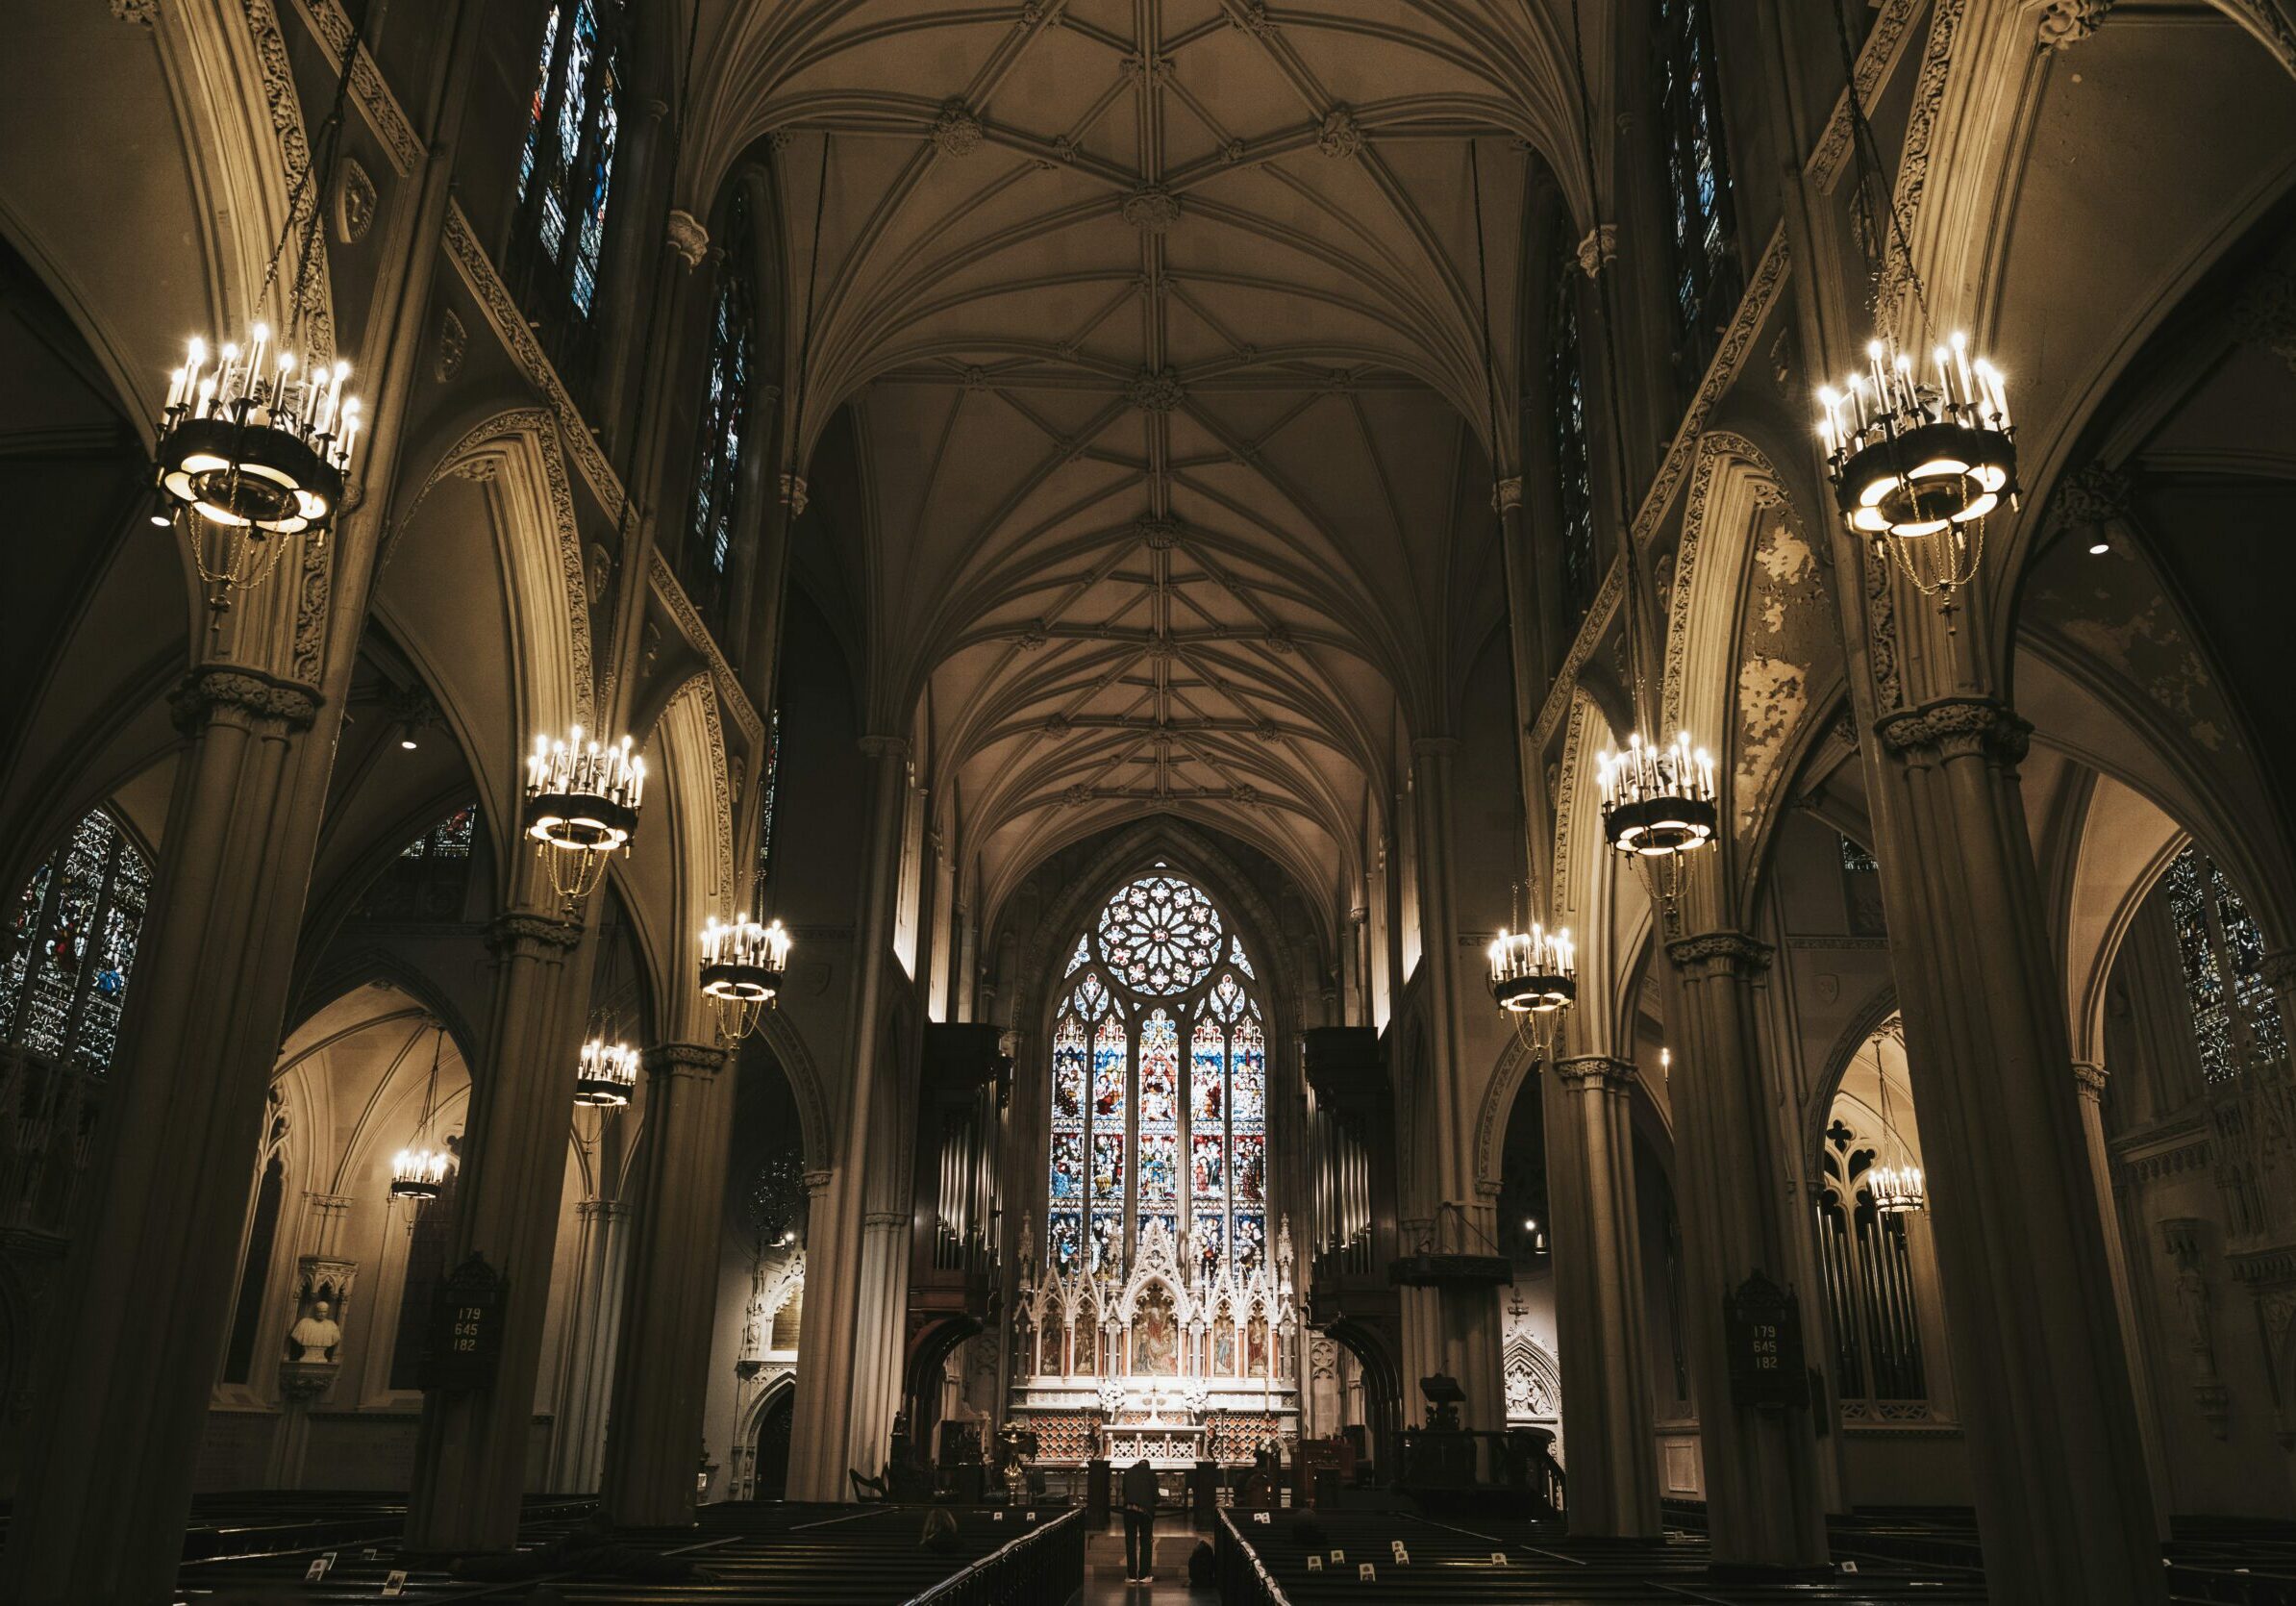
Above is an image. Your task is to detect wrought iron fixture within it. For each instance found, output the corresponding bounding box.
[1486,884,1575,1057]
[153,5,369,608]
[522,726,644,906]
[389,1024,453,1203]
[700,914,790,1041]
[573,1032,640,1108]
[1813,3,2015,599]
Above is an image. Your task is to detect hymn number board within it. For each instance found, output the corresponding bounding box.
[1724,1271,1809,1410]
[422,1252,507,1392]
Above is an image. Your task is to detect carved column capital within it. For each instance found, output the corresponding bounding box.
[1490,476,1524,515]
[168,665,323,736]
[485,911,585,956]
[780,471,810,514]
[664,208,709,267]
[644,1041,728,1079]
[857,734,911,762]
[1664,930,1774,976]
[1575,223,1618,278]
[802,1167,836,1194]
[1874,695,2032,765]
[863,1211,908,1231]
[2074,1061,2108,1101]
[577,1198,632,1224]
[1553,1053,1636,1092]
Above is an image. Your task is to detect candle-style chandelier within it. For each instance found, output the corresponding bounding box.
[1868,1023,1926,1215]
[1597,731,1718,858]
[1812,4,2015,599]
[700,915,791,1041]
[389,1025,453,1203]
[153,5,368,608]
[523,726,644,905]
[1487,888,1577,1056]
[573,1033,641,1108]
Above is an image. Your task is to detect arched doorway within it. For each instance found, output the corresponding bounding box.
[752,1388,795,1499]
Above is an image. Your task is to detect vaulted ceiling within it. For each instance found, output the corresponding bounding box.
[686,0,1589,911]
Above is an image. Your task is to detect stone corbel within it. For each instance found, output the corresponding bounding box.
[168,665,323,737]
[1576,223,1618,279]
[665,209,709,268]
[2036,0,2113,50]
[1664,930,1774,978]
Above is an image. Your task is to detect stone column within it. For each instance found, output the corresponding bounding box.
[1660,932,1829,1573]
[851,1207,912,1473]
[405,910,590,1554]
[785,736,910,1499]
[1862,699,2161,1603]
[1545,1055,1660,1538]
[600,1042,736,1526]
[0,672,330,1606]
[2075,1063,2170,1535]
[548,1197,630,1493]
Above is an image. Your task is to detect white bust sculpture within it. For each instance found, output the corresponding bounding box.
[289,1300,343,1364]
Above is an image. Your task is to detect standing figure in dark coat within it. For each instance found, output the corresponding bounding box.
[1121,1458,1159,1585]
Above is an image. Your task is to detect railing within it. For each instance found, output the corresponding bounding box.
[1215,1510,1297,1606]
[1394,1428,1565,1518]
[905,1505,1086,1606]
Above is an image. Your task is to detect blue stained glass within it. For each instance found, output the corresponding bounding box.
[1066,935,1089,975]
[1232,1016,1265,1127]
[1049,1211,1083,1272]
[572,63,618,314]
[1050,1133,1085,1201]
[2167,844,2288,1081]
[516,3,561,204]
[1092,1016,1127,1122]
[1191,1135,1225,1198]
[516,0,620,317]
[1090,1132,1126,1200]
[1,809,150,1074]
[1190,1016,1224,1122]
[1138,1137,1178,1205]
[1232,1212,1266,1273]
[1655,0,1737,384]
[1228,935,1254,978]
[1052,1016,1086,1125]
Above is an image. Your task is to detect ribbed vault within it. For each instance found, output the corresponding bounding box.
[685,0,1583,904]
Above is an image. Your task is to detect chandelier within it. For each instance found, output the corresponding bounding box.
[388,1143,451,1203]
[700,915,791,1041]
[1817,334,2015,596]
[389,1024,453,1203]
[523,726,644,905]
[1869,1161,1927,1216]
[1598,731,1717,858]
[573,1035,641,1107]
[1487,879,1576,1056]
[152,7,368,607]
[1813,3,2015,600]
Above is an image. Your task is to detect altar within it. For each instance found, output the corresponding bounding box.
[1008,1217,1302,1468]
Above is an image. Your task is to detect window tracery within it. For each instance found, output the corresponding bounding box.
[1045,870,1267,1286]
[2166,844,2287,1081]
[686,186,756,623]
[1654,0,1740,393]
[0,806,152,1075]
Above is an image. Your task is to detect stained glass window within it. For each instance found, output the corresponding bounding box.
[1654,0,1740,396]
[686,186,756,626]
[511,0,626,389]
[355,803,478,922]
[756,708,781,895]
[2165,844,2287,1083]
[1549,234,1597,630]
[0,807,152,1075]
[1097,874,1222,994]
[1040,870,1269,1302]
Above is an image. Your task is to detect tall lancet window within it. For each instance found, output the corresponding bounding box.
[511,0,626,385]
[1547,233,1597,631]
[0,806,152,1075]
[1654,0,1739,393]
[687,186,757,622]
[2165,843,2287,1082]
[1045,871,1266,1282]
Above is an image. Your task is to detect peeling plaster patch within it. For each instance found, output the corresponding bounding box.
[1736,656,1809,833]
[1734,521,1830,835]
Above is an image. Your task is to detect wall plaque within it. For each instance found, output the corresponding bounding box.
[421,1252,507,1392]
[1724,1270,1809,1410]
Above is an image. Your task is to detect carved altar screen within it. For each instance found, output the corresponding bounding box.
[1045,871,1266,1285]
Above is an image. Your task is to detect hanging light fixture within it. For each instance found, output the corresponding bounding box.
[1812,5,2015,600]
[523,726,645,905]
[1868,1026,1926,1215]
[1486,884,1576,1058]
[573,1033,641,1108]
[389,1025,453,1203]
[152,7,369,607]
[700,914,791,1041]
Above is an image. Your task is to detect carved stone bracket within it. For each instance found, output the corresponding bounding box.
[2073,1061,2108,1102]
[1874,695,2032,765]
[1491,476,1524,515]
[2036,0,2113,50]
[1665,930,1775,977]
[1553,1054,1636,1092]
[168,665,324,737]
[1576,223,1618,278]
[485,912,585,956]
[645,1041,728,1080]
[665,209,709,267]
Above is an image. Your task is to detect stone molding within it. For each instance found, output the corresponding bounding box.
[858,734,911,761]
[1665,930,1774,974]
[1874,695,2032,765]
[2074,1061,2108,1100]
[1553,1054,1636,1092]
[863,1211,908,1230]
[2037,0,2113,50]
[169,666,323,736]
[802,1167,836,1194]
[644,1041,727,1079]
[485,912,585,955]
